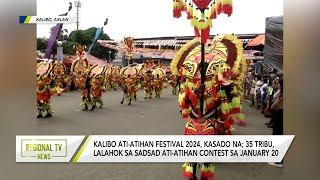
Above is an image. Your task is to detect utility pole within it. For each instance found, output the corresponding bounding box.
[74,0,81,30]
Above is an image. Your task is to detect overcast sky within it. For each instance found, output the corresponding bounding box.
[36,0,283,41]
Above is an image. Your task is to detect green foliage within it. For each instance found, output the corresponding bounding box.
[37,26,117,61]
[37,37,48,52]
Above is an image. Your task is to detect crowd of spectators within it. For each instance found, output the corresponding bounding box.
[244,70,284,168]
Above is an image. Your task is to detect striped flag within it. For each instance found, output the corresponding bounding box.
[87,27,104,54]
[43,11,70,59]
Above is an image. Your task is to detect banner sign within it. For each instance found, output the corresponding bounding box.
[57,47,63,62]
[19,16,76,24]
[16,135,294,163]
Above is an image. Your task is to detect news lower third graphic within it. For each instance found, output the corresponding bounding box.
[16,135,294,163]
[16,136,85,162]
[19,16,76,24]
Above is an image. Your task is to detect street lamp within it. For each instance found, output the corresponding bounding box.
[108,50,111,62]
[56,40,63,63]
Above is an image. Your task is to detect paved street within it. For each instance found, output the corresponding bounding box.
[31,87,283,180]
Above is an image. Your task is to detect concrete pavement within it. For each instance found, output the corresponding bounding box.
[31,88,283,180]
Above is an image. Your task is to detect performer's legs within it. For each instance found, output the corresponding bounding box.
[120,93,125,104]
[128,96,132,105]
[144,89,148,99]
[43,102,53,118]
[96,96,103,108]
[37,102,43,118]
[80,95,88,110]
[182,163,196,180]
[200,163,215,179]
[183,119,215,180]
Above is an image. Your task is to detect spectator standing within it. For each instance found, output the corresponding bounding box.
[250,77,256,107]
[255,76,263,109]
[265,78,279,122]
[260,78,269,112]
[268,78,283,168]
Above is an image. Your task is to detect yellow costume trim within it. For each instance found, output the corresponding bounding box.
[221,34,243,75]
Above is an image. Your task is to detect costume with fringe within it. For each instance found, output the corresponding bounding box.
[104,66,113,90]
[71,45,95,111]
[169,74,178,95]
[134,63,144,92]
[152,67,166,98]
[170,34,246,180]
[36,61,59,118]
[89,64,107,108]
[52,62,71,95]
[111,66,121,90]
[142,69,154,99]
[120,66,138,105]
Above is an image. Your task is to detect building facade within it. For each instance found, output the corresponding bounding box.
[104,34,263,67]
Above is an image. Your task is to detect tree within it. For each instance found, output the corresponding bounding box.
[37,37,48,52]
[66,27,117,61]
[41,26,117,61]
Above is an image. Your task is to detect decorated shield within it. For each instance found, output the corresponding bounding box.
[121,66,138,78]
[89,64,106,77]
[71,58,89,76]
[134,63,144,74]
[37,61,53,78]
[52,62,66,76]
[170,34,243,84]
[152,67,166,78]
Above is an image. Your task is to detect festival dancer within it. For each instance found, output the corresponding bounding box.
[142,69,154,99]
[52,61,70,95]
[168,74,178,95]
[120,67,138,105]
[71,44,95,111]
[36,60,59,118]
[153,74,163,98]
[133,64,144,100]
[89,65,106,108]
[152,67,166,98]
[104,66,113,90]
[111,66,121,90]
[170,35,246,180]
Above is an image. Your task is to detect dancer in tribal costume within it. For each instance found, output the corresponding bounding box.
[104,66,113,90]
[36,60,60,118]
[52,61,71,95]
[153,74,163,98]
[142,69,154,99]
[89,65,106,108]
[120,67,138,105]
[152,67,166,98]
[71,44,95,111]
[133,63,144,99]
[111,66,121,90]
[170,34,246,180]
[169,74,178,95]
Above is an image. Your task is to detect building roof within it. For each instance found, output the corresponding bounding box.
[133,33,264,41]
